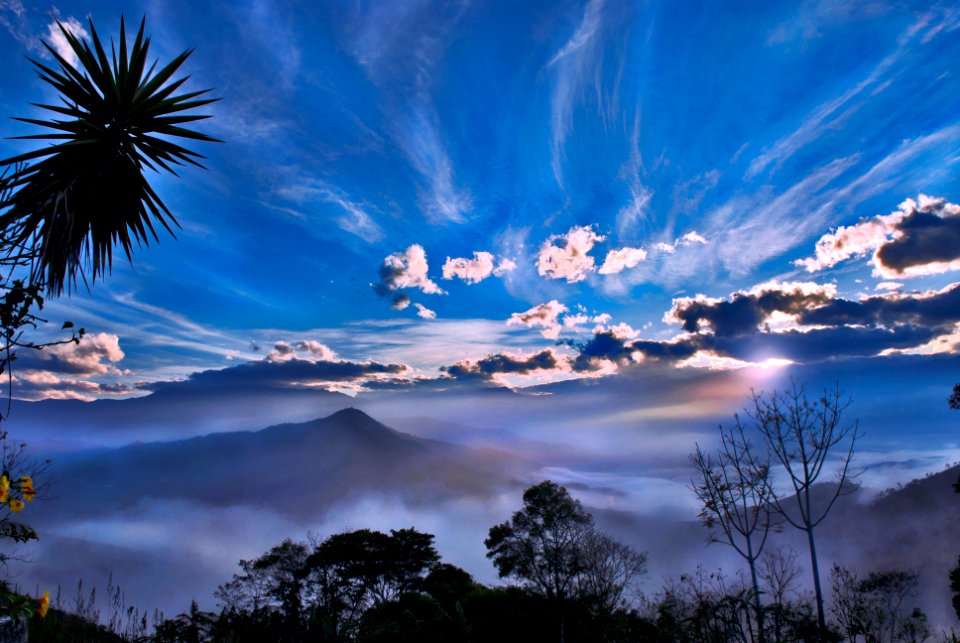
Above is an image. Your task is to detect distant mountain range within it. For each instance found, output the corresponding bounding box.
[34,408,532,522]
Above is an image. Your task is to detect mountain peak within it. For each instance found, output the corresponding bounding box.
[328,407,375,422]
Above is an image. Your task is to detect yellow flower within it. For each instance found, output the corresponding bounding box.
[9,498,24,513]
[0,475,9,492]
[20,477,35,502]
[37,590,49,618]
[0,488,7,504]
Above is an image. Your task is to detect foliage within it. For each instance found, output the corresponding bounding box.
[0,17,219,295]
[830,565,928,643]
[484,480,595,602]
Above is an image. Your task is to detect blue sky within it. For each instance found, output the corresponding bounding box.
[0,0,958,440]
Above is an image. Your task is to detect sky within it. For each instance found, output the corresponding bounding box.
[1,0,960,621]
[0,0,958,393]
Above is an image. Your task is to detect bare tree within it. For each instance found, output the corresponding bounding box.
[577,531,647,614]
[750,381,861,638]
[759,547,805,642]
[692,419,777,643]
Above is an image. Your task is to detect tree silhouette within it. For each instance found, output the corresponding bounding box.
[0,17,218,295]
[749,381,861,638]
[691,418,777,643]
[485,481,593,604]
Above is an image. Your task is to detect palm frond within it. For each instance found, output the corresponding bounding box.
[0,16,220,295]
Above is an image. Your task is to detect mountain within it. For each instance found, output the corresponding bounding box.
[8,386,358,445]
[35,408,531,522]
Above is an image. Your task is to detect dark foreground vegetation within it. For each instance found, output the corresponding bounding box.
[17,478,943,643]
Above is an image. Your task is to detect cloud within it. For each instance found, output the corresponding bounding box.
[46,16,88,68]
[17,332,124,377]
[798,282,960,330]
[615,109,653,237]
[266,340,337,363]
[373,245,446,297]
[677,231,708,246]
[665,281,837,337]
[271,177,385,243]
[11,375,135,401]
[414,303,437,320]
[537,226,606,283]
[391,294,411,310]
[145,357,408,393]
[507,300,568,340]
[652,230,708,254]
[440,252,516,284]
[797,195,960,278]
[748,13,927,178]
[599,246,647,275]
[547,0,605,187]
[6,332,134,400]
[876,282,903,291]
[493,258,517,276]
[440,349,567,384]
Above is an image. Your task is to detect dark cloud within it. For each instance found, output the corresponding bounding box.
[573,282,960,369]
[800,283,960,329]
[710,326,940,362]
[144,358,408,393]
[797,195,960,277]
[441,350,561,382]
[876,199,960,274]
[668,283,835,337]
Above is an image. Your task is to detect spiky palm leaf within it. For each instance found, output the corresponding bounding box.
[0,17,219,294]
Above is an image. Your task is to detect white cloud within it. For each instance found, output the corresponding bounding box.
[46,17,88,68]
[41,332,124,376]
[414,303,437,320]
[677,231,708,246]
[651,231,708,255]
[267,340,337,362]
[875,281,903,291]
[599,246,648,275]
[493,258,517,277]
[796,194,960,277]
[537,226,606,283]
[507,300,569,340]
[441,252,517,284]
[442,252,495,284]
[374,245,446,296]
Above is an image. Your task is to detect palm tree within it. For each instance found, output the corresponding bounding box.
[0,16,219,295]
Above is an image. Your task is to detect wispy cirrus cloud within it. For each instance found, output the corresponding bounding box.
[615,109,653,238]
[45,15,88,67]
[347,1,473,224]
[272,176,385,243]
[749,11,956,179]
[546,0,605,188]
